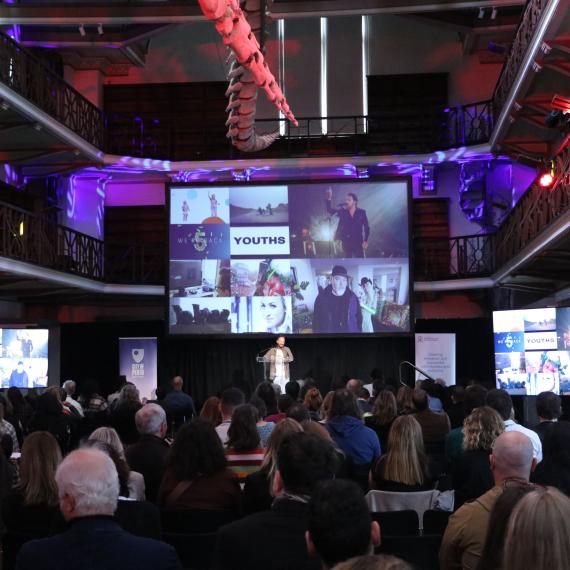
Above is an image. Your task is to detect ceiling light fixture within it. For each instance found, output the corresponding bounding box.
[478,7,485,19]
[97,23,104,35]
[491,7,498,19]
[78,24,86,37]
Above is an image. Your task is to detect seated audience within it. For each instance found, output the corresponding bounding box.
[396,386,414,416]
[370,415,433,492]
[486,388,542,462]
[285,380,301,402]
[266,394,294,423]
[249,396,275,447]
[109,384,142,445]
[214,432,338,570]
[158,419,241,512]
[304,388,323,421]
[534,391,561,443]
[78,380,108,415]
[0,399,20,453]
[365,390,397,452]
[243,418,303,514]
[61,380,84,418]
[288,403,311,423]
[451,407,504,507]
[2,432,62,540]
[306,479,380,569]
[531,421,570,496]
[476,482,536,570]
[215,387,245,445]
[7,387,33,439]
[89,427,145,500]
[302,421,351,479]
[125,404,170,503]
[421,380,444,413]
[15,448,181,570]
[412,389,450,447]
[225,404,265,481]
[162,375,196,421]
[254,381,279,416]
[319,391,335,422]
[446,386,467,430]
[107,375,127,408]
[357,388,374,416]
[332,555,412,570]
[200,396,222,427]
[501,486,570,570]
[440,431,536,570]
[29,390,71,453]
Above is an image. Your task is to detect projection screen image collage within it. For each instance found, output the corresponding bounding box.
[168,181,411,336]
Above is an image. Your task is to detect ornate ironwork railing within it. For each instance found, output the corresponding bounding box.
[492,0,550,114]
[0,32,105,148]
[105,242,164,285]
[495,143,570,267]
[414,233,496,281]
[0,202,104,280]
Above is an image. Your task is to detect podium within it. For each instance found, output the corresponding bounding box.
[256,354,271,381]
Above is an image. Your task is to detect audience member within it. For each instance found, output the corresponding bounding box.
[395,386,414,415]
[534,391,561,443]
[243,418,303,515]
[225,404,265,481]
[451,407,504,507]
[531,420,570,495]
[285,380,301,402]
[266,394,294,423]
[412,389,450,446]
[370,415,433,492]
[249,396,275,446]
[302,420,350,479]
[288,402,311,423]
[107,375,127,408]
[501,486,570,570]
[0,398,20,453]
[306,480,380,569]
[61,380,84,418]
[6,387,32,441]
[200,396,222,427]
[304,388,323,421]
[356,388,374,415]
[15,448,182,570]
[476,482,536,570]
[421,380,444,413]
[254,381,278,416]
[125,404,169,503]
[216,387,245,445]
[28,390,71,453]
[78,380,107,414]
[332,555,412,570]
[365,390,397,452]
[214,432,337,570]
[446,386,466,430]
[440,431,536,570]
[486,389,542,462]
[110,384,142,445]
[319,391,335,422]
[158,419,241,512]
[89,427,145,500]
[162,375,196,421]
[326,390,380,488]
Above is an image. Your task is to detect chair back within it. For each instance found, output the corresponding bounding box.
[376,534,443,570]
[370,510,419,536]
[423,509,451,535]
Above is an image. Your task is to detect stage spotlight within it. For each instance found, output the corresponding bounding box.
[538,162,555,189]
[78,24,86,37]
[551,94,570,114]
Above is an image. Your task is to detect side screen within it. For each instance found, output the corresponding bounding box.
[0,329,49,388]
[168,181,411,336]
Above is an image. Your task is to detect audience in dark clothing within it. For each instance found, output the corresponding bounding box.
[365,390,397,452]
[533,391,562,444]
[531,421,570,496]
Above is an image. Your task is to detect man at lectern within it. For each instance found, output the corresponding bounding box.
[264,336,294,394]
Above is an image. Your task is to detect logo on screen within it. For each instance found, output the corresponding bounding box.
[132,349,144,363]
[494,332,524,353]
[192,228,208,252]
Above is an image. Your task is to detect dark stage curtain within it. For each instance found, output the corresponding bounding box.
[60,317,493,406]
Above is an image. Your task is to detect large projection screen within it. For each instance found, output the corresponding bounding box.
[167,179,412,336]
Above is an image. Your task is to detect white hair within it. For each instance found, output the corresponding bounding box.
[62,380,76,395]
[56,448,119,517]
[89,427,126,460]
[135,403,166,436]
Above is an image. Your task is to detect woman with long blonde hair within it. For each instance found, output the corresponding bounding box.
[365,390,397,452]
[369,415,432,491]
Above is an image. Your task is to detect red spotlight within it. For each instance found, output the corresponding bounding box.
[538,171,554,188]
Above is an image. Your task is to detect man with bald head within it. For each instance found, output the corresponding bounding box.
[439,431,536,570]
[16,448,181,570]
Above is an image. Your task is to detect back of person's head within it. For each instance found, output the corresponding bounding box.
[358,388,371,401]
[372,390,397,425]
[285,381,301,401]
[307,480,379,568]
[287,403,311,423]
[200,396,222,426]
[542,421,570,471]
[301,420,335,444]
[477,482,536,570]
[275,432,337,496]
[502,487,570,570]
[134,403,167,437]
[261,418,303,480]
[486,389,513,421]
[463,406,504,452]
[304,387,323,412]
[411,389,428,412]
[83,439,131,498]
[277,394,294,414]
[330,389,361,420]
[383,415,426,486]
[62,380,76,396]
[172,375,183,390]
[320,391,335,421]
[536,391,562,421]
[227,404,261,451]
[117,383,140,406]
[396,386,414,415]
[56,448,119,519]
[332,555,412,570]
[490,431,534,482]
[249,395,267,421]
[18,431,62,506]
[89,426,125,460]
[167,418,227,480]
[346,379,363,394]
[464,384,488,415]
[254,381,278,415]
[420,379,436,397]
[450,386,466,404]
[221,387,246,417]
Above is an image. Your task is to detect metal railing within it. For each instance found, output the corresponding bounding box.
[0,32,105,148]
[492,0,550,114]
[105,242,164,285]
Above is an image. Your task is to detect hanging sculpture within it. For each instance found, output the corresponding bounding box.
[198,0,297,152]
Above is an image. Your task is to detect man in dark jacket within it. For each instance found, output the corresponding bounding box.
[213,432,338,570]
[125,404,170,502]
[312,265,362,333]
[15,448,181,570]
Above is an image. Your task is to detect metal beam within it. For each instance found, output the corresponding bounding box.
[0,0,524,25]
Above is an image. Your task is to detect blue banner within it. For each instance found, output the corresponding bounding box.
[119,337,158,401]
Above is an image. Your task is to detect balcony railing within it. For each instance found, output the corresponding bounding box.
[492,0,550,115]
[0,32,105,148]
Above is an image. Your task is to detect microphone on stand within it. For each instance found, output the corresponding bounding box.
[257,346,273,357]
[398,360,435,387]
